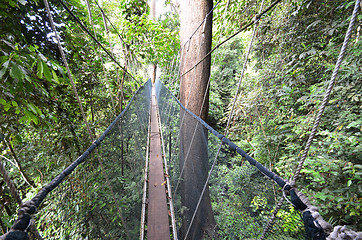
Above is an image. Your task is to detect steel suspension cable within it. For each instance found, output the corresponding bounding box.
[259,1,360,239]
[163,0,222,94]
[181,0,222,52]
[44,1,131,238]
[183,1,266,238]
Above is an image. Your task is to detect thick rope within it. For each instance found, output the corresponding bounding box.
[259,1,360,239]
[292,0,360,183]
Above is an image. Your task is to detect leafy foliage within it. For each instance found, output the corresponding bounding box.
[210,0,361,231]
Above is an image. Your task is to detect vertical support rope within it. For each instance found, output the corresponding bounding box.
[260,1,360,239]
[292,0,360,184]
[84,0,117,117]
[44,0,92,139]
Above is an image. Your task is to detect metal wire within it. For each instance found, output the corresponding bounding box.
[179,0,282,78]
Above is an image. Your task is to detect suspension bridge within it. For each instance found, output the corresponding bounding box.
[0,0,361,239]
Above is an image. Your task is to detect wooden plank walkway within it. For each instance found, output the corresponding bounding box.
[147,85,171,240]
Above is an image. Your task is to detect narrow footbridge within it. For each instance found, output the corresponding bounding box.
[1,80,314,240]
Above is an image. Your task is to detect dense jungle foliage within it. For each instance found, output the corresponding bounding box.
[0,0,361,238]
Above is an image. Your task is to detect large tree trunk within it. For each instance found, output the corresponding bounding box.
[150,0,157,83]
[179,0,215,239]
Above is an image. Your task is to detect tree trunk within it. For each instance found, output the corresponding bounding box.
[5,139,35,188]
[150,0,157,83]
[179,0,215,239]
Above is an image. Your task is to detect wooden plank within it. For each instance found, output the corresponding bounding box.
[147,85,170,240]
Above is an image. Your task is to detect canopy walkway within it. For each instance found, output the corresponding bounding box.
[0,0,361,239]
[0,80,338,239]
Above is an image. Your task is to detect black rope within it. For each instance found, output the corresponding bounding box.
[58,0,140,86]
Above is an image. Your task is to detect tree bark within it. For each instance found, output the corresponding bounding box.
[150,0,157,83]
[179,0,215,239]
[5,140,35,188]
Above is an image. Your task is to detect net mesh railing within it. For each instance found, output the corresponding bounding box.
[155,80,305,239]
[35,80,152,239]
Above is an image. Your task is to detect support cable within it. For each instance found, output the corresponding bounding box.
[58,0,140,86]
[93,0,127,52]
[183,1,266,238]
[259,1,360,239]
[181,0,222,51]
[292,0,360,184]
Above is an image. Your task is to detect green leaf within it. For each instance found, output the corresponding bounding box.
[1,216,12,228]
[10,62,24,80]
[9,0,16,7]
[0,99,6,105]
[27,103,38,115]
[314,192,329,201]
[347,179,352,187]
[37,60,43,78]
[42,61,52,82]
[24,109,39,125]
[28,45,36,52]
[0,66,7,78]
[51,70,59,84]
